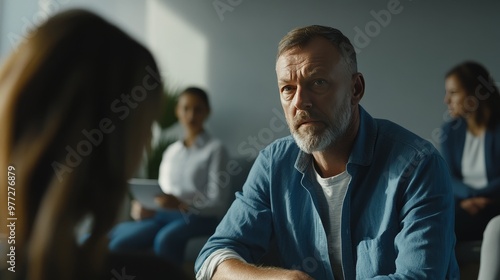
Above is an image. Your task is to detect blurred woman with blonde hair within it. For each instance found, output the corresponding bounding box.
[0,9,187,280]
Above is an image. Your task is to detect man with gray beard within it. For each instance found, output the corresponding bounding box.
[195,25,459,280]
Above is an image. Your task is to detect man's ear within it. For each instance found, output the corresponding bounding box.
[351,73,365,105]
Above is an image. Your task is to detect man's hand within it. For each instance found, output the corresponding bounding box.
[212,259,314,280]
[130,200,156,220]
[154,194,188,211]
[460,197,493,216]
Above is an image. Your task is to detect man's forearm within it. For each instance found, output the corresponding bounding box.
[212,259,314,280]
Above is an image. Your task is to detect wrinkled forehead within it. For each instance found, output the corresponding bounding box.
[275,39,342,77]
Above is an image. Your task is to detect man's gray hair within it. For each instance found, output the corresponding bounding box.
[277,25,357,76]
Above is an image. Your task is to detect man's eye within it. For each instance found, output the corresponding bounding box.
[280,86,295,101]
[313,79,327,86]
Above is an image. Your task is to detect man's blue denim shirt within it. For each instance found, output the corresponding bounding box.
[196,106,460,279]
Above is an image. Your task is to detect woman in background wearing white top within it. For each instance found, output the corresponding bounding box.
[109,87,229,266]
[441,61,500,242]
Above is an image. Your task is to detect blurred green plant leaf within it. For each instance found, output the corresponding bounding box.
[141,89,179,179]
[144,137,175,179]
[157,90,178,129]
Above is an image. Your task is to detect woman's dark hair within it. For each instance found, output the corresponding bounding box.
[0,9,162,280]
[446,61,500,127]
[180,86,210,110]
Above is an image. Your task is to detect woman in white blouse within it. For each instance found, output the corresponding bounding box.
[441,61,500,242]
[109,87,229,266]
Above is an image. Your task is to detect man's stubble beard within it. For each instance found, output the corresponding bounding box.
[289,93,352,154]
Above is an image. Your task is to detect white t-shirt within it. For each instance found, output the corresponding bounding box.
[461,131,488,189]
[313,163,350,280]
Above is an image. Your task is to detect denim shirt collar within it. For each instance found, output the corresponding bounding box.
[348,105,376,167]
[294,105,376,173]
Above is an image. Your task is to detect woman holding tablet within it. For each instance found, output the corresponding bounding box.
[109,87,229,266]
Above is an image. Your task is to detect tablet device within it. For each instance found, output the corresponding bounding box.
[128,178,165,210]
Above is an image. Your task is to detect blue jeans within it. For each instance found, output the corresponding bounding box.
[108,210,219,266]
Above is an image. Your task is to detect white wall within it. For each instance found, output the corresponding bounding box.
[57,0,147,45]
[0,0,2,56]
[0,0,39,60]
[0,0,147,61]
[1,0,499,160]
[146,0,500,159]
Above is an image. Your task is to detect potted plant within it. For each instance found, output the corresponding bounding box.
[141,89,178,179]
